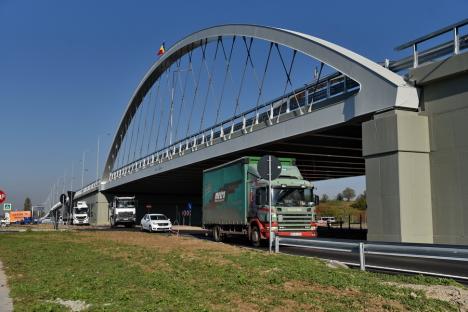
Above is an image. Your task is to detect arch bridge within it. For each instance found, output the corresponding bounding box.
[66,23,468,245]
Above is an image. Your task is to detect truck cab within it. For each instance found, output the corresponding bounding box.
[248,161,318,244]
[72,201,89,225]
[109,196,137,228]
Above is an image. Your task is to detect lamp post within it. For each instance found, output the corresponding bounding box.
[81,151,86,189]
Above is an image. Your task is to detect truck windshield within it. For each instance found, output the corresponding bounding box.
[150,215,168,220]
[272,188,311,207]
[74,208,88,214]
[117,200,135,208]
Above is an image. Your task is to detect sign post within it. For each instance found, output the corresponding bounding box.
[187,202,192,226]
[258,155,282,253]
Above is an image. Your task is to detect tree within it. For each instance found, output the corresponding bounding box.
[342,187,356,201]
[320,194,329,202]
[336,193,344,201]
[24,197,32,211]
[351,190,367,210]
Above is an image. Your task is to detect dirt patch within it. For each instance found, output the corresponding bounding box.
[75,231,243,254]
[385,282,468,311]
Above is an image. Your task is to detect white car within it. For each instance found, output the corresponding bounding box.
[318,216,336,225]
[140,214,172,232]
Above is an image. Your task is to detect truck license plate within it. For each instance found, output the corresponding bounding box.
[290,232,302,236]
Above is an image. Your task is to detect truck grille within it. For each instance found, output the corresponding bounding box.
[278,213,313,231]
[118,212,134,218]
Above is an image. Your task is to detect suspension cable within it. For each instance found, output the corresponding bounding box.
[215,36,236,124]
[199,38,220,132]
[254,42,273,116]
[275,44,302,115]
[146,79,162,155]
[242,36,262,95]
[132,92,146,161]
[185,40,207,138]
[125,106,137,165]
[232,36,253,121]
[173,53,191,142]
[139,87,153,158]
[154,69,171,152]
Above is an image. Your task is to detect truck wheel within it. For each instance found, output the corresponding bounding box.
[213,226,222,242]
[250,226,261,247]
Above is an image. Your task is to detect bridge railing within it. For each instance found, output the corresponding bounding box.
[74,180,101,198]
[108,72,360,182]
[391,18,468,71]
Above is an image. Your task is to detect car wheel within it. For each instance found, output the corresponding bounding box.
[250,226,261,247]
[213,225,222,242]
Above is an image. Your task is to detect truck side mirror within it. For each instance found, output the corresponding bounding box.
[314,195,320,206]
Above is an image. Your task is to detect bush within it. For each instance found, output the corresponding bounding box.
[351,191,367,210]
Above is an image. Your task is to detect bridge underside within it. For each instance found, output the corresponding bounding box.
[106,117,366,196]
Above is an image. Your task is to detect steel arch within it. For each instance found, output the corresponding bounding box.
[102,24,418,180]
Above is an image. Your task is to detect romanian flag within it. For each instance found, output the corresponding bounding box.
[157,43,165,56]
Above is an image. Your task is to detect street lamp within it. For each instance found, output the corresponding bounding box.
[81,151,87,189]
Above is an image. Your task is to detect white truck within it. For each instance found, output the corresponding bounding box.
[1,212,10,227]
[109,196,137,228]
[72,201,90,225]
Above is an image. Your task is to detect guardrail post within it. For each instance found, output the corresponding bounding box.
[454,27,460,55]
[275,235,279,253]
[413,43,419,67]
[359,242,366,271]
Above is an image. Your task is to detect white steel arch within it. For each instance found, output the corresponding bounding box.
[103,24,418,179]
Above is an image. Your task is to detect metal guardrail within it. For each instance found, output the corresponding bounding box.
[392,18,468,70]
[275,237,468,280]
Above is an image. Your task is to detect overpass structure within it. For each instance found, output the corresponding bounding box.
[53,21,468,245]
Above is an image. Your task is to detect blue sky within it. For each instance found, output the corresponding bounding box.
[0,0,466,209]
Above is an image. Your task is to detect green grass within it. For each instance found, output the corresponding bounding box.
[0,231,461,311]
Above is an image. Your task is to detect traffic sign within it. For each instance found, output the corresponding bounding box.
[258,155,282,180]
[0,190,6,204]
[187,202,192,210]
[3,203,12,211]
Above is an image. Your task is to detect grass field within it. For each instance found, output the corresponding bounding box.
[0,230,463,311]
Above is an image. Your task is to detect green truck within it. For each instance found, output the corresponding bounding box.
[203,157,318,246]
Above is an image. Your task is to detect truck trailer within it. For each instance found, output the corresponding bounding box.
[203,157,318,246]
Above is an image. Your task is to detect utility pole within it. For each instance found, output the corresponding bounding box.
[70,161,74,191]
[96,136,100,181]
[81,151,86,189]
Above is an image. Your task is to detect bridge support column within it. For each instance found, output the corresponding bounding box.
[86,192,109,226]
[363,109,433,243]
